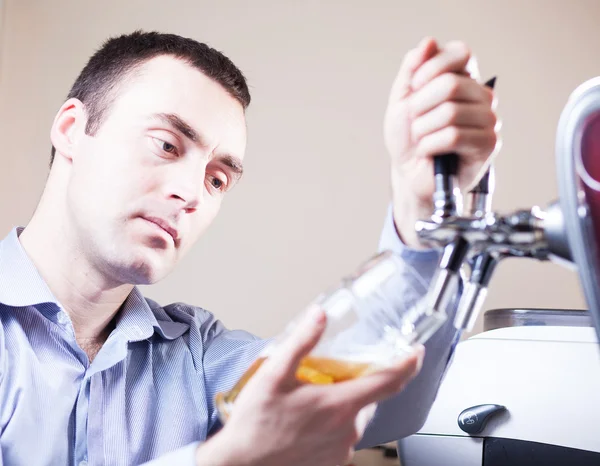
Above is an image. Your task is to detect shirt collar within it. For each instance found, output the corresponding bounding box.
[0,227,189,341]
[0,227,57,307]
[116,287,189,341]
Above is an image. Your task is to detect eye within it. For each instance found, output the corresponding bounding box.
[208,174,228,192]
[161,141,177,154]
[151,137,180,157]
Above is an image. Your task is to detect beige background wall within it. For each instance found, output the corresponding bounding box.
[0,0,595,338]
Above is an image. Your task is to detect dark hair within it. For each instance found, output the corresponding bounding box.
[50,30,251,165]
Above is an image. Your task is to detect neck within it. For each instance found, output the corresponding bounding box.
[19,177,133,343]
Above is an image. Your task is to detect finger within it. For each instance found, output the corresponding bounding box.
[332,346,425,408]
[415,126,497,161]
[355,402,377,437]
[261,305,326,385]
[411,40,471,90]
[412,102,497,142]
[388,37,438,102]
[409,73,493,118]
[343,447,355,465]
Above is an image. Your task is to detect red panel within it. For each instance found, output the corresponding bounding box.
[580,112,600,265]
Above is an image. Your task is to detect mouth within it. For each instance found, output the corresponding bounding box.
[140,216,179,243]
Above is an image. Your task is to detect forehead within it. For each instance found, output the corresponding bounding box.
[107,55,247,156]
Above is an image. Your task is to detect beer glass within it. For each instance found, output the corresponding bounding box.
[215,250,446,422]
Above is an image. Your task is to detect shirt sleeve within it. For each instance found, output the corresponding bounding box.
[356,205,462,448]
[199,316,271,436]
[137,312,271,466]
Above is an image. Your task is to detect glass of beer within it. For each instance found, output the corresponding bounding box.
[215,250,447,422]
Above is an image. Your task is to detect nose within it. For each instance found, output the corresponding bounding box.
[166,163,206,214]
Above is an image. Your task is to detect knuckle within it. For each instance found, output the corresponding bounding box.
[441,73,461,99]
[319,398,350,427]
[449,40,471,59]
[442,102,460,124]
[402,47,418,65]
[488,109,498,127]
[392,377,411,394]
[378,384,399,401]
[306,390,329,412]
[486,131,498,151]
[411,120,424,140]
[326,414,350,433]
[318,391,337,409]
[446,126,462,147]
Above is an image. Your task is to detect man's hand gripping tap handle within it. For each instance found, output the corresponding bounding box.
[415,77,573,335]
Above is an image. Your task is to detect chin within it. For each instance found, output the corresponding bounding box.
[110,247,175,286]
[121,262,171,285]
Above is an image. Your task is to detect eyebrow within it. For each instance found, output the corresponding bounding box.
[153,112,244,181]
[219,154,244,181]
[155,112,200,142]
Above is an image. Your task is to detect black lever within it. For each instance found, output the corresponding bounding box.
[433,153,459,218]
[458,403,506,435]
[432,76,497,218]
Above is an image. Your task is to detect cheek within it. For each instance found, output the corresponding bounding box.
[72,141,158,215]
[134,172,161,196]
[74,140,129,189]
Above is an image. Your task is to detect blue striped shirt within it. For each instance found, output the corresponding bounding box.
[0,210,459,465]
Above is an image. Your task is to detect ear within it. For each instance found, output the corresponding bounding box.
[49,98,87,162]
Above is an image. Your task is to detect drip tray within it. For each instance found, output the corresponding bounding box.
[483,308,592,332]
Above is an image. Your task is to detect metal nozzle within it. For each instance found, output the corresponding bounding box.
[454,253,498,331]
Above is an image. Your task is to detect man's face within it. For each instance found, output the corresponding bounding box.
[65,56,247,285]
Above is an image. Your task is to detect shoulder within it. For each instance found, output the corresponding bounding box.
[146,297,213,322]
[143,297,261,343]
[145,297,216,333]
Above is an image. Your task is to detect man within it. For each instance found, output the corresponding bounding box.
[0,31,497,465]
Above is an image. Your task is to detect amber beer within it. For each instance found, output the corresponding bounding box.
[215,356,374,420]
[214,251,431,422]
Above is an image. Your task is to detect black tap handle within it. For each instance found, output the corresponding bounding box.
[432,153,459,217]
[432,151,459,217]
[432,76,496,217]
[433,153,459,178]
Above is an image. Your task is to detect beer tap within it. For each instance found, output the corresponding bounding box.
[415,76,574,335]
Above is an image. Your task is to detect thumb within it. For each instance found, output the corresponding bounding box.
[388,37,439,102]
[261,305,327,386]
